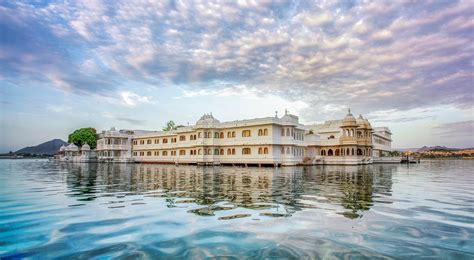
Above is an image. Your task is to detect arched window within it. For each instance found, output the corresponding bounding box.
[208,149,212,155]
[281,129,285,136]
[258,129,263,136]
[242,130,251,137]
[263,129,268,136]
[198,149,201,155]
[242,148,251,155]
[351,129,354,137]
[286,128,290,136]
[232,148,235,155]
[220,149,224,155]
[329,135,335,139]
[286,147,290,154]
[352,148,355,155]
[220,132,224,139]
[346,148,350,155]
[208,132,212,138]
[227,132,231,138]
[258,147,263,154]
[264,147,268,154]
[335,149,340,156]
[328,149,333,156]
[232,131,236,138]
[227,148,231,155]
[204,132,208,138]
[163,151,168,156]
[198,132,202,138]
[321,150,326,156]
[215,132,219,138]
[357,148,362,155]
[214,148,219,155]
[281,146,285,154]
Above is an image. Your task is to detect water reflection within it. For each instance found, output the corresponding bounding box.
[62,163,395,220]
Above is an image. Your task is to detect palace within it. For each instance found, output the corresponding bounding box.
[58,109,394,165]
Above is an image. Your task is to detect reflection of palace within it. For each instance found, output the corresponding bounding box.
[63,163,395,219]
[71,109,394,165]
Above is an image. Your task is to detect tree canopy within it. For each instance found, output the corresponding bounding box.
[162,120,178,131]
[68,127,97,149]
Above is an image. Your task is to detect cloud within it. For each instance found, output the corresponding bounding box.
[433,120,474,138]
[102,112,146,125]
[0,0,472,118]
[119,91,154,107]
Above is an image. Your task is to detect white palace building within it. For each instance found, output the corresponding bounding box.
[60,109,393,166]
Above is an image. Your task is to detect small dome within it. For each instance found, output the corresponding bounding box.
[66,143,79,151]
[81,143,90,151]
[196,113,220,127]
[342,109,357,126]
[59,145,66,151]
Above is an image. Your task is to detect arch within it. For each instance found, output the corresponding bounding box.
[198,132,202,138]
[286,147,290,154]
[227,148,231,155]
[321,150,326,156]
[258,129,263,136]
[208,149,212,155]
[220,149,224,155]
[352,148,355,155]
[258,147,263,154]
[232,148,236,155]
[346,148,350,156]
[281,146,285,154]
[281,129,285,136]
[214,148,219,155]
[204,132,208,138]
[242,148,251,155]
[351,129,354,137]
[328,149,334,156]
[215,132,219,138]
[357,148,362,155]
[227,132,231,138]
[198,149,201,155]
[286,128,290,136]
[232,131,236,138]
[220,132,224,139]
[263,129,268,136]
[335,149,340,156]
[264,147,268,154]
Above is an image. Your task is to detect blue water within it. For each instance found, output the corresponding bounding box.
[0,160,473,258]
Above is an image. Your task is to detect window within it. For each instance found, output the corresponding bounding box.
[352,148,355,155]
[227,148,231,155]
[264,147,268,154]
[147,139,152,144]
[208,132,212,138]
[258,129,263,136]
[171,138,176,143]
[242,148,251,155]
[258,147,263,154]
[179,136,186,141]
[140,151,145,156]
[321,150,326,156]
[147,151,152,156]
[281,147,284,154]
[140,140,145,145]
[281,129,285,136]
[154,139,159,144]
[208,149,212,155]
[335,149,340,156]
[227,132,231,138]
[286,128,290,136]
[171,151,176,156]
[133,152,137,156]
[263,129,268,136]
[163,138,168,143]
[214,148,219,155]
[179,150,186,155]
[154,151,159,156]
[242,130,251,137]
[328,135,335,139]
[232,131,236,138]
[198,149,202,155]
[198,132,202,138]
[133,140,137,145]
[214,132,219,138]
[220,132,224,139]
[232,148,235,155]
[220,149,224,155]
[163,151,168,156]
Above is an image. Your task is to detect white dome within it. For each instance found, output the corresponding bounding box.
[81,143,90,151]
[59,145,66,152]
[66,143,79,151]
[196,113,220,127]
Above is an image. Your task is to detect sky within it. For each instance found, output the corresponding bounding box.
[0,0,473,152]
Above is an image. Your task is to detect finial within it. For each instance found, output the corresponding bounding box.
[275,111,278,118]
[285,109,288,115]
[348,108,352,115]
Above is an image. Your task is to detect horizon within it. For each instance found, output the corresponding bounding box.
[1,1,473,152]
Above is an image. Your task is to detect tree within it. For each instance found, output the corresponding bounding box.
[162,120,178,131]
[68,127,97,149]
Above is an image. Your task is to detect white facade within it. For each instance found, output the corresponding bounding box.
[89,110,394,166]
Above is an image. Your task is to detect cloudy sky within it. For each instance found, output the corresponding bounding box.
[0,0,473,152]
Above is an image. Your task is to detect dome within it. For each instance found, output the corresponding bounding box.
[59,145,66,152]
[196,113,220,127]
[81,143,90,151]
[66,143,79,151]
[342,109,357,126]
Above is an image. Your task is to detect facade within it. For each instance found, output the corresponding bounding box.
[61,109,394,165]
[58,143,97,162]
[304,110,374,165]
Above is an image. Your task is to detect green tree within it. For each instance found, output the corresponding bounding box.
[163,120,178,131]
[68,127,97,149]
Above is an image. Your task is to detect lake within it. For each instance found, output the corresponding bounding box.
[0,159,473,258]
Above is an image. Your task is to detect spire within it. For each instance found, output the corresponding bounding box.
[347,108,352,116]
[285,109,288,115]
[275,111,278,118]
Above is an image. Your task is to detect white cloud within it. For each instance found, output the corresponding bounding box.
[119,91,154,107]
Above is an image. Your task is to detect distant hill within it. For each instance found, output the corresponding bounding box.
[394,146,473,152]
[15,139,67,155]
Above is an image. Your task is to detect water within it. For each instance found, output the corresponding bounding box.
[0,160,473,258]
